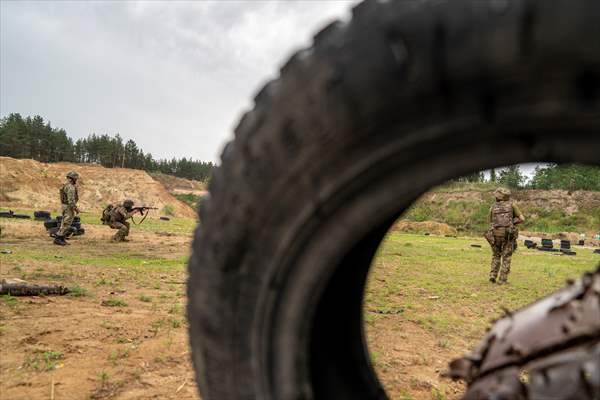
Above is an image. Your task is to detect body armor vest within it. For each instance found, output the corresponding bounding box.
[491,201,514,229]
[59,184,78,205]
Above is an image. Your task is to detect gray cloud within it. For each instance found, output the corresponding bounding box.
[1,1,357,161]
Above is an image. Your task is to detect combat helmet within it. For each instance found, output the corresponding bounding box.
[493,187,511,201]
[66,171,79,180]
[123,199,134,209]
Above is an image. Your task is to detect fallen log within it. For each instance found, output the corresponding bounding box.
[0,279,69,296]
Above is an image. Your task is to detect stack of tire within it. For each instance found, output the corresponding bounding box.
[537,239,558,253]
[44,216,85,238]
[560,240,576,256]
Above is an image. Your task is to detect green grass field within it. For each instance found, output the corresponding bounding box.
[368,233,598,338]
[1,213,598,399]
[366,233,599,399]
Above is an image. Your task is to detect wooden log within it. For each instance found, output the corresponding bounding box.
[0,279,69,296]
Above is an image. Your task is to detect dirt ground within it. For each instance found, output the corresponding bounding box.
[0,219,199,400]
[0,216,469,400]
[6,215,592,399]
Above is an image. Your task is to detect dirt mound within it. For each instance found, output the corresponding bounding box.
[150,173,207,196]
[0,157,196,218]
[424,188,600,215]
[391,220,457,236]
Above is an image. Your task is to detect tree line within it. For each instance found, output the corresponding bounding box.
[456,164,600,191]
[0,113,213,181]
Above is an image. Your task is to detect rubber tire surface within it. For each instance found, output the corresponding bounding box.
[34,211,51,219]
[187,1,600,399]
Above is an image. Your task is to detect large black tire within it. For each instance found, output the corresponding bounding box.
[187,1,600,399]
[44,219,59,230]
[34,210,51,220]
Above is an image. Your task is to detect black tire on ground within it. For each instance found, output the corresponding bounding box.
[12,214,31,219]
[541,238,554,248]
[34,211,51,220]
[44,220,59,230]
[187,1,600,399]
[0,211,13,218]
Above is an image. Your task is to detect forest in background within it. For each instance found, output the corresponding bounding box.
[2,113,600,189]
[0,113,213,181]
[454,164,600,191]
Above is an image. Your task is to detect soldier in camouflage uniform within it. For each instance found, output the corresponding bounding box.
[55,171,80,246]
[488,188,525,284]
[107,199,138,242]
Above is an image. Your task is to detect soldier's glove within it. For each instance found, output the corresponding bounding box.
[445,266,600,399]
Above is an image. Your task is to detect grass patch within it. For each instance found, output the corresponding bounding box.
[162,204,175,216]
[2,294,19,308]
[101,299,128,307]
[138,295,152,303]
[23,350,64,372]
[173,193,203,209]
[170,318,182,329]
[108,348,129,365]
[68,285,88,297]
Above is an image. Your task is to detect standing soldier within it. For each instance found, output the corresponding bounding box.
[488,187,525,284]
[55,171,80,246]
[107,199,138,242]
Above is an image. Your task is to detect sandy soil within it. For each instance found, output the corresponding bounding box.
[0,157,196,218]
[391,221,457,236]
[148,174,207,197]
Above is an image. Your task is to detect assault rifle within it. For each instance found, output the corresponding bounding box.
[132,206,159,214]
[131,206,159,224]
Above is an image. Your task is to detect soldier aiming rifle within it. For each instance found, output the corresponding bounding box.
[101,200,157,242]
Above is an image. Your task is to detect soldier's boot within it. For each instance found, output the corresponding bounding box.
[54,235,68,246]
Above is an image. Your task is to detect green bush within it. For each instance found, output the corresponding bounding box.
[162,204,175,216]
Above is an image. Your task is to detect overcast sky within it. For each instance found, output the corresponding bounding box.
[1,1,357,162]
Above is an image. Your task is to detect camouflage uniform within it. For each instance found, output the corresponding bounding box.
[57,172,79,242]
[488,188,524,284]
[108,202,136,242]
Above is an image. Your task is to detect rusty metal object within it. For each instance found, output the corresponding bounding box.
[446,266,600,399]
[0,278,69,296]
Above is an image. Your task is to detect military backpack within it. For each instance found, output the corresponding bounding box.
[100,204,114,225]
[491,201,514,229]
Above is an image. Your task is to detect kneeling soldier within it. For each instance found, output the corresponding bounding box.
[108,199,138,242]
